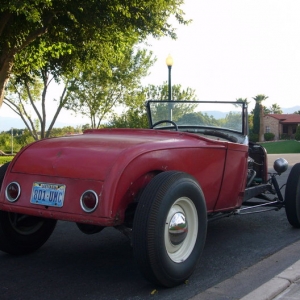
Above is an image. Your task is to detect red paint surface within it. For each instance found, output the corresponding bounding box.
[0,128,248,226]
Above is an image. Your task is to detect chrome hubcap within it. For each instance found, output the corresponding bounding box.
[168,212,188,245]
[165,197,198,263]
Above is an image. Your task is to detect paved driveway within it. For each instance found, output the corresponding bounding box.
[267,153,300,168]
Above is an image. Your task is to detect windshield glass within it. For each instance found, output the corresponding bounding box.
[147,101,246,134]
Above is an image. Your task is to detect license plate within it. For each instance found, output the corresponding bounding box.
[30,182,66,207]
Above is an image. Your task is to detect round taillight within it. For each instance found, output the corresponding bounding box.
[80,190,98,213]
[5,182,21,202]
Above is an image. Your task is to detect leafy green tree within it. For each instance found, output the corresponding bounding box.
[145,83,198,122]
[145,83,197,101]
[0,132,24,154]
[109,83,198,128]
[222,112,243,131]
[4,44,154,137]
[177,112,218,126]
[294,110,300,114]
[107,87,149,128]
[248,113,253,131]
[0,133,13,153]
[81,124,92,131]
[4,70,70,140]
[0,0,189,106]
[48,126,82,137]
[66,48,154,128]
[236,98,250,106]
[108,107,149,129]
[14,129,35,148]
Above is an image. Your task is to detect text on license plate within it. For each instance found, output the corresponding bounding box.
[30,182,66,207]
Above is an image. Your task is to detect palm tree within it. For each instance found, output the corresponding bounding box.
[269,103,283,114]
[252,94,269,103]
[252,94,268,142]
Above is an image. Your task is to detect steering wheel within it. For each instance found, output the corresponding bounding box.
[151,120,179,131]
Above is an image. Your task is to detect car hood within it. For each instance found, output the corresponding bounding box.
[10,128,220,180]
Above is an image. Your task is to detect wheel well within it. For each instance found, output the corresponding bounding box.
[123,170,161,228]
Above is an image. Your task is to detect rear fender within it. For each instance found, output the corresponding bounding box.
[118,171,160,226]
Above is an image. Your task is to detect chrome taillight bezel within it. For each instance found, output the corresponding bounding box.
[5,182,21,202]
[80,190,98,213]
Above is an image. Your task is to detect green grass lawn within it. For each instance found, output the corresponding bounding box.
[259,140,300,154]
[0,156,14,165]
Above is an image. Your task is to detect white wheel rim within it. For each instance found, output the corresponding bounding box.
[164,197,198,263]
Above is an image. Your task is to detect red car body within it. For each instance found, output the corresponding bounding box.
[0,129,248,224]
[0,100,299,288]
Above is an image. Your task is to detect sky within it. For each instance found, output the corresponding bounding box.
[1,0,300,130]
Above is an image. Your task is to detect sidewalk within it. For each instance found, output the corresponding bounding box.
[241,260,300,300]
[190,240,300,300]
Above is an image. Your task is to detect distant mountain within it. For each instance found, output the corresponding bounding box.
[202,111,227,118]
[204,106,300,118]
[282,106,300,114]
[1,105,300,132]
[0,116,73,132]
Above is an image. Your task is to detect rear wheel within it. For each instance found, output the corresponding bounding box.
[133,171,207,287]
[285,163,300,228]
[0,163,57,255]
[0,212,57,254]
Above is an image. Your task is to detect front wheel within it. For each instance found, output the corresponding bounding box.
[0,211,57,255]
[133,171,207,287]
[285,163,300,228]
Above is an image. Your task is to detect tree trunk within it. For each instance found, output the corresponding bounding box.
[0,55,14,107]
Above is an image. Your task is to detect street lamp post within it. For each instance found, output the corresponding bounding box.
[11,127,13,155]
[166,54,173,101]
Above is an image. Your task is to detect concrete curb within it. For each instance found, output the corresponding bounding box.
[240,260,300,300]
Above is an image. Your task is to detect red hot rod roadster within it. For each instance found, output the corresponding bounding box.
[0,100,299,287]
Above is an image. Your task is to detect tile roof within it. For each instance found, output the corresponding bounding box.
[265,114,300,124]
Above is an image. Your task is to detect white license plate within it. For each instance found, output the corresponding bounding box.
[30,182,66,207]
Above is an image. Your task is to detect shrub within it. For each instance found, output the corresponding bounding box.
[280,133,290,140]
[249,132,259,143]
[295,126,300,141]
[264,132,275,141]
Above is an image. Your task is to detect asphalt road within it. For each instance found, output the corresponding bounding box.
[0,154,299,300]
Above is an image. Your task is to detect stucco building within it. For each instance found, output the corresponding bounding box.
[263,114,300,140]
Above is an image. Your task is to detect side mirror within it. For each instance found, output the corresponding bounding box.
[273,158,288,175]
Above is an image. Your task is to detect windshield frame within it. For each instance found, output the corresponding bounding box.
[146,100,248,139]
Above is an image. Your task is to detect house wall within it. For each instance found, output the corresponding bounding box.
[263,116,281,139]
[287,124,299,138]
